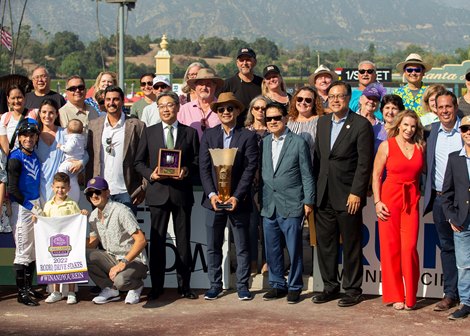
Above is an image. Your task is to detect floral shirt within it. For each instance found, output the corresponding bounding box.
[393,84,428,117]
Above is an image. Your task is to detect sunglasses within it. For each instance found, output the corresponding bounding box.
[405,67,422,74]
[66,85,85,92]
[265,115,283,122]
[140,81,153,87]
[153,84,169,90]
[296,97,313,104]
[105,137,113,154]
[461,126,470,133]
[252,106,266,111]
[358,69,375,74]
[85,189,102,198]
[217,106,235,114]
[200,118,207,131]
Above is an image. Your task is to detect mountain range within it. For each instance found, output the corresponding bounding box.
[8,0,470,52]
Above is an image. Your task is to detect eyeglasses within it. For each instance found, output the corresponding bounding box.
[296,97,313,104]
[265,115,283,122]
[201,118,207,131]
[405,67,422,74]
[32,74,48,81]
[140,81,153,87]
[252,106,266,111]
[157,102,176,110]
[153,84,169,90]
[66,85,85,92]
[217,106,235,114]
[105,137,113,154]
[461,126,470,133]
[85,189,102,198]
[327,94,348,100]
[358,69,375,74]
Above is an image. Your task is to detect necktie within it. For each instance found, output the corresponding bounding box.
[167,125,174,149]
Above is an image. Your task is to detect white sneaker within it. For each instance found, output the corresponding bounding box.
[66,292,77,304]
[45,291,62,303]
[92,287,120,304]
[125,285,143,304]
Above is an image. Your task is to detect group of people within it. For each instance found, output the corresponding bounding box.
[1,48,470,321]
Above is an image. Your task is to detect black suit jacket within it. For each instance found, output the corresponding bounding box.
[442,150,470,227]
[314,111,374,211]
[134,122,199,206]
[199,125,258,211]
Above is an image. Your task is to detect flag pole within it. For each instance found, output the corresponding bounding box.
[11,0,28,74]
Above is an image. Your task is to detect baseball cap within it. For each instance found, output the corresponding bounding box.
[152,75,171,88]
[263,65,281,78]
[237,47,256,60]
[84,176,109,194]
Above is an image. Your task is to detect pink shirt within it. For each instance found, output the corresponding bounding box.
[177,100,221,140]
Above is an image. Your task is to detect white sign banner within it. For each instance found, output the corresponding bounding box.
[34,214,88,285]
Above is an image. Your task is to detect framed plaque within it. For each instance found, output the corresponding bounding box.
[157,148,181,177]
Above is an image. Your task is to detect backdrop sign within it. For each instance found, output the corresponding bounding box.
[34,214,88,285]
[424,60,470,83]
[338,68,392,82]
[313,198,443,298]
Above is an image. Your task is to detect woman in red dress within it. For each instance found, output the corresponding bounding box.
[372,109,425,310]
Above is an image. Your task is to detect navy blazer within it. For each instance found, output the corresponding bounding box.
[423,121,463,215]
[314,111,374,211]
[199,125,258,211]
[441,150,470,227]
[134,122,199,206]
[260,129,315,218]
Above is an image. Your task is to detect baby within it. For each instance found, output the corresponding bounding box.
[57,119,86,203]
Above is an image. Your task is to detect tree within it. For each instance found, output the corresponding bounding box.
[253,37,279,60]
[47,32,85,60]
[58,52,87,78]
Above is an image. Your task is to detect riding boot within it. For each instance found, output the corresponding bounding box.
[25,262,44,299]
[16,267,39,306]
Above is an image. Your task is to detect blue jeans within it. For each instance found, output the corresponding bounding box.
[454,219,470,306]
[110,192,137,215]
[206,211,250,291]
[263,212,303,292]
[433,195,459,300]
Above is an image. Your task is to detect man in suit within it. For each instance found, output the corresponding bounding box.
[135,91,200,300]
[441,115,470,320]
[199,92,258,301]
[313,81,374,307]
[87,86,146,214]
[260,102,315,304]
[423,90,462,311]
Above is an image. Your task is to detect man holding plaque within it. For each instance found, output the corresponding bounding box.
[199,92,258,301]
[135,91,200,300]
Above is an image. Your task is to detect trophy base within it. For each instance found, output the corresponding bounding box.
[216,202,233,210]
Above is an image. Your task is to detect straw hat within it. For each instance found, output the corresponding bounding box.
[308,64,338,86]
[187,68,224,90]
[210,92,244,112]
[396,53,432,73]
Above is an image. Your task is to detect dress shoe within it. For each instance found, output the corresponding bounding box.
[181,290,198,300]
[338,294,363,307]
[287,290,301,304]
[17,290,39,306]
[434,297,458,311]
[263,288,287,301]
[448,305,470,320]
[312,291,340,304]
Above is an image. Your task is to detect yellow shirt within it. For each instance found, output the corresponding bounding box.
[43,196,81,217]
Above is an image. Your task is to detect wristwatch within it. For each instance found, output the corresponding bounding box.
[120,258,130,265]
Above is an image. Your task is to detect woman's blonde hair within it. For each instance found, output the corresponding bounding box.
[93,71,117,91]
[388,109,424,146]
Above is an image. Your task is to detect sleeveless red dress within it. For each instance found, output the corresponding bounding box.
[378,137,423,307]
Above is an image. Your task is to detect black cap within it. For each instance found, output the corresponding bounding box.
[263,65,281,78]
[237,47,256,60]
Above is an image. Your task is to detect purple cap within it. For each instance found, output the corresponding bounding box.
[84,176,109,193]
[362,83,385,100]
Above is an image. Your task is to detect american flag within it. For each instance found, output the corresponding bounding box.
[0,26,12,51]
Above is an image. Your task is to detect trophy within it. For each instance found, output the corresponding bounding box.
[157,148,182,177]
[209,148,238,209]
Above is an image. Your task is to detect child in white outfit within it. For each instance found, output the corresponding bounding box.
[57,119,86,203]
